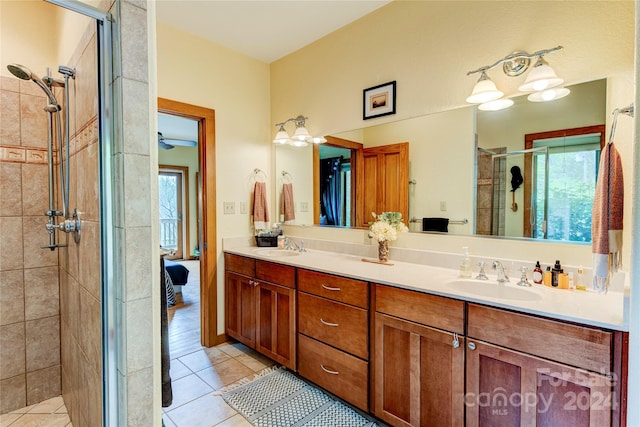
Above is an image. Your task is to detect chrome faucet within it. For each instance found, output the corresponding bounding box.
[284,237,306,252]
[492,261,509,283]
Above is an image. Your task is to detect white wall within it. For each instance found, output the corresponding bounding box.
[156,21,271,334]
[271,0,635,270]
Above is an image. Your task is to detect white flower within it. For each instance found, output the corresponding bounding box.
[368,211,408,242]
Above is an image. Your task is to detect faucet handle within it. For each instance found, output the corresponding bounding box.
[517,266,531,287]
[475,261,488,280]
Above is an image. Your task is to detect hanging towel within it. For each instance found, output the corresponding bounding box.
[423,217,449,232]
[280,183,296,224]
[253,181,270,230]
[592,142,624,291]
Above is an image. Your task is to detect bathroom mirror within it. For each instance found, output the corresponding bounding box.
[274,79,606,244]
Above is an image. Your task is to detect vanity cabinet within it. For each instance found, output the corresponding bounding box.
[372,284,465,426]
[224,253,296,369]
[296,269,370,411]
[465,303,617,427]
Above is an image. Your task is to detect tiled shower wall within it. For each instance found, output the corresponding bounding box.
[0,77,61,412]
[57,23,103,427]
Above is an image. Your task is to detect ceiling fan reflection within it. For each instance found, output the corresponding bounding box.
[157,132,197,150]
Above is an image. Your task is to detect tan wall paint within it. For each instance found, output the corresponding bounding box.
[156,21,271,334]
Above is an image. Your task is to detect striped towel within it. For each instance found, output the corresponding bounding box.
[280,183,295,224]
[591,142,624,291]
[253,181,269,230]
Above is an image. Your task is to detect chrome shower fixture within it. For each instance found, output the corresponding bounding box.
[7,63,60,107]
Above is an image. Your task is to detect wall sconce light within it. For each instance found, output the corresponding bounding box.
[273,115,326,147]
[466,46,568,111]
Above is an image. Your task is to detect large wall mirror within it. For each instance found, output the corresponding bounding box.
[274,78,607,245]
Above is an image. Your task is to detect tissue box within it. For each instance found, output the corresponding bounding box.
[255,235,278,247]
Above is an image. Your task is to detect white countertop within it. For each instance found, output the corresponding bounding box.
[224,245,628,331]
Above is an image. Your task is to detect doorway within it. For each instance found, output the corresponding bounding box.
[158,98,219,346]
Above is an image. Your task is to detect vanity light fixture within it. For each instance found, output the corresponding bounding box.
[466,46,565,111]
[272,115,326,147]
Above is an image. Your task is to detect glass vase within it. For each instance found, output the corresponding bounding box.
[378,240,389,262]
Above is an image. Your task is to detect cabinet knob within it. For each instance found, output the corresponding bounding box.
[321,284,341,292]
[320,364,340,375]
[468,342,476,351]
[248,280,254,285]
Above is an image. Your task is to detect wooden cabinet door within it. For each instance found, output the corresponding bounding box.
[356,142,409,227]
[255,280,296,370]
[466,339,613,427]
[373,313,464,427]
[225,271,256,348]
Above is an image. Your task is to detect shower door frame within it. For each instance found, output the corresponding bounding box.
[44,1,118,426]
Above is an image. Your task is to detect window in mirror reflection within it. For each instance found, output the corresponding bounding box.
[533,133,601,242]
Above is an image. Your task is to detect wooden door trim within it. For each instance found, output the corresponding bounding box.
[159,165,189,260]
[522,124,605,237]
[158,97,221,346]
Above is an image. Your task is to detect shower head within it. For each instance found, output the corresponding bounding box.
[6,63,59,106]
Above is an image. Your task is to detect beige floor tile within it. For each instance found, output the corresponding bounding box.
[216,342,251,358]
[235,352,275,373]
[164,373,213,411]
[6,413,70,427]
[165,394,236,427]
[0,413,21,427]
[195,359,253,390]
[214,413,252,427]
[178,348,230,372]
[169,358,193,381]
[9,404,35,414]
[26,396,64,414]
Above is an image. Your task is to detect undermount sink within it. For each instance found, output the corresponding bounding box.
[447,279,542,301]
[254,248,301,258]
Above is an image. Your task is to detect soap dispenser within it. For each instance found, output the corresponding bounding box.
[532,261,543,284]
[459,247,472,278]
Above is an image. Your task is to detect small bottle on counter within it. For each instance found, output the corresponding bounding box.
[543,266,552,286]
[277,235,285,249]
[575,267,587,291]
[532,261,543,284]
[551,260,562,287]
[459,247,472,278]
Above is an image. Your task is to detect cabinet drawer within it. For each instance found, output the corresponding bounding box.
[224,253,255,277]
[374,284,464,334]
[298,269,368,308]
[298,292,368,359]
[467,304,613,373]
[298,334,369,412]
[256,260,296,288]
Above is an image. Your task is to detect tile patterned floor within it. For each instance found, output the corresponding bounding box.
[163,261,274,427]
[0,396,71,427]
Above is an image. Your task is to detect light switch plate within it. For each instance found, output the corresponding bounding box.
[440,201,447,211]
[300,202,309,212]
[240,202,248,214]
[223,201,235,214]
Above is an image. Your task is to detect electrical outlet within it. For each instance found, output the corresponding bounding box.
[440,201,447,211]
[300,202,309,212]
[223,201,235,214]
[240,202,248,214]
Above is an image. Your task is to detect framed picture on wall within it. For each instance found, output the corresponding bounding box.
[363,81,396,120]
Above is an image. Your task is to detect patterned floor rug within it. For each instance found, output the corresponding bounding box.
[220,367,377,427]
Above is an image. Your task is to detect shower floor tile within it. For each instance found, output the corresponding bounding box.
[1,395,71,427]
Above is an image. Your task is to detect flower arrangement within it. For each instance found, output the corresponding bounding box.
[368,211,409,242]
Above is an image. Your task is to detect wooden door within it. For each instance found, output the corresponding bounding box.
[466,339,613,427]
[225,272,256,348]
[255,280,296,369]
[356,142,409,227]
[373,313,465,426]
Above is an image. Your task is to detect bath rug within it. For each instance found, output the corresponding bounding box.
[220,366,377,427]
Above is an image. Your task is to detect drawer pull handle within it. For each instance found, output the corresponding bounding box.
[320,318,339,327]
[321,284,341,292]
[320,364,339,375]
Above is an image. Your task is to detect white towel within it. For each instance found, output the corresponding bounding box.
[253,181,269,230]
